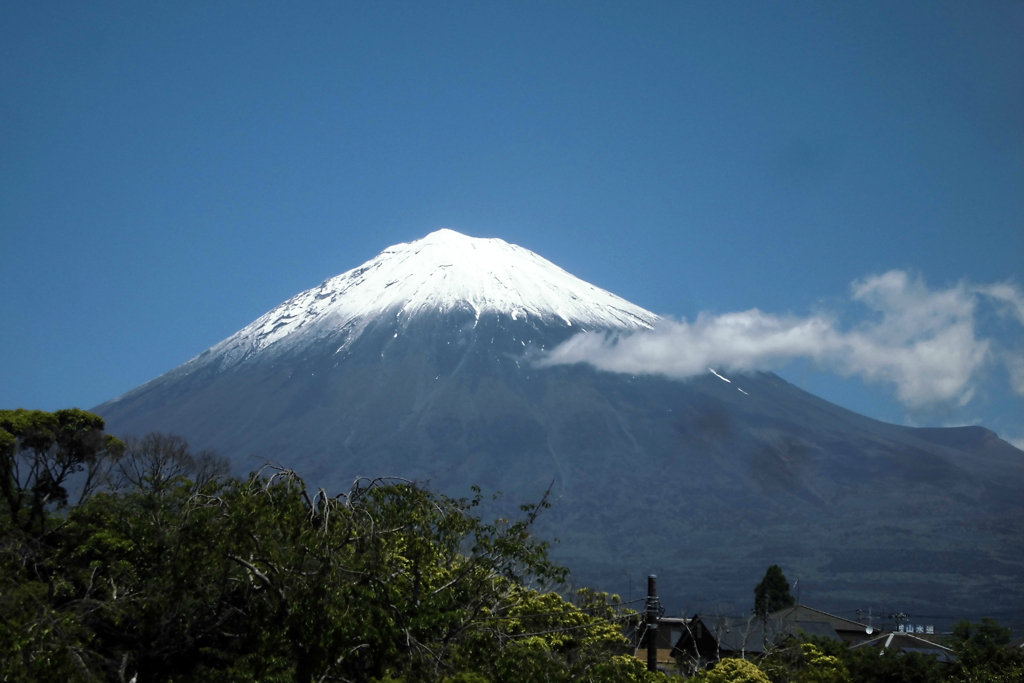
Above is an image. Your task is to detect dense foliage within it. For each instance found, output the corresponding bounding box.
[1,411,669,683]
[4,410,1022,682]
[0,408,125,535]
[717,628,1024,683]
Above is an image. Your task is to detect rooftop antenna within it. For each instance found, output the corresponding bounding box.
[889,612,909,632]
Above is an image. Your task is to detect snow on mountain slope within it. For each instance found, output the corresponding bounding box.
[160,229,660,377]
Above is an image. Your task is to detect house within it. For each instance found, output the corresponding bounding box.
[672,604,878,671]
[629,617,690,672]
[767,604,879,646]
[850,631,957,663]
[671,614,774,670]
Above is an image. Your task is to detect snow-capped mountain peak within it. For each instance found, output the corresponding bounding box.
[183,229,659,371]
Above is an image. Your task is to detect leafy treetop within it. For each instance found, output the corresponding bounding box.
[1,411,669,683]
[754,565,795,617]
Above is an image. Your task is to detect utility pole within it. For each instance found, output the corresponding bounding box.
[646,574,660,673]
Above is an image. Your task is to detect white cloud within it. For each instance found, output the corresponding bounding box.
[838,271,988,406]
[540,309,840,379]
[974,282,1024,325]
[539,271,1024,409]
[1006,353,1024,397]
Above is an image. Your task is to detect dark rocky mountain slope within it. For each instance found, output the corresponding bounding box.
[95,230,1024,630]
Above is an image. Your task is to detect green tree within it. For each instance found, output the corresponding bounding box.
[0,408,124,535]
[951,617,1011,651]
[948,618,1023,678]
[692,658,770,683]
[0,408,124,682]
[760,633,943,683]
[3,432,664,683]
[791,643,848,683]
[847,648,943,683]
[753,565,795,617]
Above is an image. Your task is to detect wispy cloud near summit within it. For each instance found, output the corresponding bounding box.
[539,271,1024,411]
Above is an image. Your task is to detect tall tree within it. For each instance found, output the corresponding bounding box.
[0,409,124,682]
[753,565,795,617]
[949,617,1022,674]
[0,408,124,535]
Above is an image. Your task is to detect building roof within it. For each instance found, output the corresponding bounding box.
[850,632,957,663]
[791,621,843,640]
[768,604,874,635]
[673,604,892,665]
[672,613,842,658]
[697,615,772,655]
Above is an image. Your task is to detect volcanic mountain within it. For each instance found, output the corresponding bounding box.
[96,229,1024,630]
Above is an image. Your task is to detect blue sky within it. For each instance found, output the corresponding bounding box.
[2,2,1021,444]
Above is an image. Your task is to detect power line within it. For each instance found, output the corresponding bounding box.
[633,622,651,658]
